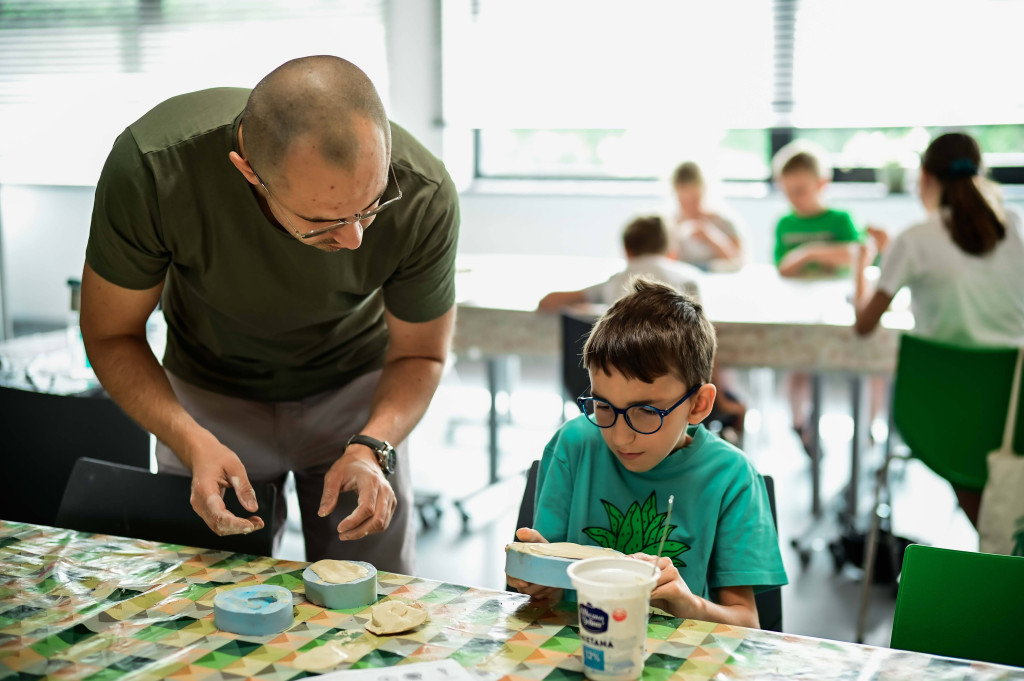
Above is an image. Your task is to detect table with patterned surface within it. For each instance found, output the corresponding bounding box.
[2,522,1020,681]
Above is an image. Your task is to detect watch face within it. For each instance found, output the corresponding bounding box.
[383,449,396,475]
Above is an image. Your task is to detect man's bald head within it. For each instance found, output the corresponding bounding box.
[241,55,390,187]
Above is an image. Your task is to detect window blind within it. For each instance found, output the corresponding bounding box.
[0,0,388,186]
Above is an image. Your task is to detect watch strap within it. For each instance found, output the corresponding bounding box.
[346,434,395,475]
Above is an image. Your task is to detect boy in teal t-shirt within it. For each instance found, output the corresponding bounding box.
[507,280,787,628]
[773,144,863,277]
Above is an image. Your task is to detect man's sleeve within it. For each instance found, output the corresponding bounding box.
[85,129,170,290]
[382,173,460,323]
[708,467,788,594]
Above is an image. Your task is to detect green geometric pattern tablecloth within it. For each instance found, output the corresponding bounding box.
[1,522,1021,681]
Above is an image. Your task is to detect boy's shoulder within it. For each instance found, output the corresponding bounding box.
[545,415,606,456]
[823,208,855,223]
[774,211,797,231]
[688,425,759,479]
[778,207,852,224]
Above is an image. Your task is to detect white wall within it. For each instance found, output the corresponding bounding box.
[459,186,1024,264]
[1,184,94,326]
[6,177,1022,328]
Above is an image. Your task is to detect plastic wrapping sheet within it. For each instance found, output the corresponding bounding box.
[1,521,1021,681]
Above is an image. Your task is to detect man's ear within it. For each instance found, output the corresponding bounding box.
[688,383,718,424]
[228,151,259,187]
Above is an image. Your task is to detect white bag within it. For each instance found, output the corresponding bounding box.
[978,348,1024,556]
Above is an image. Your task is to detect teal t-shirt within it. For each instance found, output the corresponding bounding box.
[534,416,788,599]
[774,208,861,266]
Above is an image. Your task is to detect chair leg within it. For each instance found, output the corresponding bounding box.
[856,456,890,643]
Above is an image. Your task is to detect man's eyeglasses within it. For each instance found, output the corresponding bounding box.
[576,384,702,435]
[250,162,402,240]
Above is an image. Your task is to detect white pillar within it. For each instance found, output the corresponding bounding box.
[385,0,444,158]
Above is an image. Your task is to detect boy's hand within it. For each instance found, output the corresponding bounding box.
[514,527,547,544]
[777,246,811,277]
[865,225,890,253]
[506,528,563,603]
[779,242,857,277]
[629,554,697,619]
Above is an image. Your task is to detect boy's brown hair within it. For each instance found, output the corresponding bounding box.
[672,161,704,187]
[779,151,824,179]
[583,279,716,391]
[622,216,669,257]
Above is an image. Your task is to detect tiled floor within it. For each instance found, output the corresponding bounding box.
[277,355,978,647]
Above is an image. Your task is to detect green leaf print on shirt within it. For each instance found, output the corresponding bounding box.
[583,491,690,568]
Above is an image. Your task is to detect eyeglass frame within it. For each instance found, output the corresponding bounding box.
[248,161,403,240]
[576,383,703,435]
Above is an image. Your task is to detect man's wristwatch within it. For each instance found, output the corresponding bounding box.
[345,434,396,476]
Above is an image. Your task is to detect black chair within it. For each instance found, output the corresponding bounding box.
[513,460,783,632]
[0,386,150,526]
[57,457,278,556]
[560,311,597,403]
[755,475,783,632]
[515,460,541,533]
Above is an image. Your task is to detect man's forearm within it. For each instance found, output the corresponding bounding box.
[357,355,446,447]
[85,334,210,468]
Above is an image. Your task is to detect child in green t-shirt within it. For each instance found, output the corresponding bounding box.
[508,279,787,628]
[772,143,868,451]
[773,143,862,277]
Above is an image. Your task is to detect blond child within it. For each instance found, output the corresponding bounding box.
[773,143,866,450]
[668,161,744,270]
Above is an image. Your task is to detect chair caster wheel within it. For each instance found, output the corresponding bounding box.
[791,539,812,569]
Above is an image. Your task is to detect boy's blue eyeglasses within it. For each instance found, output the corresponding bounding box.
[576,384,703,435]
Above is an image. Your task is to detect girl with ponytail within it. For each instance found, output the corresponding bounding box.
[854,132,1024,346]
[855,132,1024,527]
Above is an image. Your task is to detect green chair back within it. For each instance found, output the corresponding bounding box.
[892,544,1024,667]
[892,334,1022,490]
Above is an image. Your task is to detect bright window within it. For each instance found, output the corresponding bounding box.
[446,0,773,181]
[450,0,1024,182]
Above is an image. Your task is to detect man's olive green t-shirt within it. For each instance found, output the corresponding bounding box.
[87,87,460,402]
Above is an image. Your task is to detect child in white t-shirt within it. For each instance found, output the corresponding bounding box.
[855,131,1024,524]
[668,162,744,271]
[537,216,702,310]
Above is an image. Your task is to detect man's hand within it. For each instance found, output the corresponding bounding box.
[187,436,264,536]
[318,445,397,541]
[506,527,563,603]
